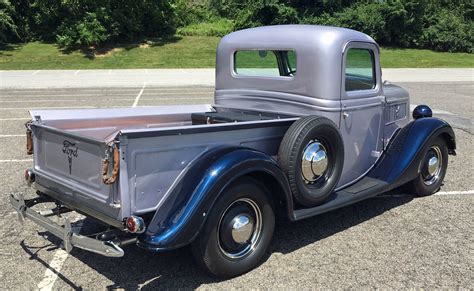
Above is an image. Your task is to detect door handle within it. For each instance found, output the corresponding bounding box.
[343,112,350,119]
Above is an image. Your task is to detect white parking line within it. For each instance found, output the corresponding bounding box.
[37,249,69,290]
[0,92,211,99]
[32,70,40,75]
[74,70,80,75]
[0,106,95,110]
[1,93,141,98]
[132,82,146,107]
[435,190,474,196]
[37,221,84,290]
[1,88,213,95]
[0,117,30,121]
[0,98,135,103]
[0,159,33,162]
[0,134,24,137]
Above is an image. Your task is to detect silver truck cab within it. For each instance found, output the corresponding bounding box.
[215,25,410,187]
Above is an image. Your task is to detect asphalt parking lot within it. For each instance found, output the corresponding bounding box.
[0,82,473,289]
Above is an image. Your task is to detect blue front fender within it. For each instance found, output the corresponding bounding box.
[137,146,292,251]
[368,117,455,187]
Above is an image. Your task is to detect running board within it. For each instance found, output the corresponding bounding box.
[292,177,389,221]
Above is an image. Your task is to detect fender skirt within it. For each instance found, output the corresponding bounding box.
[368,117,456,188]
[137,146,292,251]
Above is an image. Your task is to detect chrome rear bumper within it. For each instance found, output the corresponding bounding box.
[10,193,130,258]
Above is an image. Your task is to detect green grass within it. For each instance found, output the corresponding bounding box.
[177,19,234,37]
[380,47,473,68]
[0,36,220,70]
[0,36,472,70]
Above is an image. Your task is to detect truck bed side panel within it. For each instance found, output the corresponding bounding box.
[124,120,294,215]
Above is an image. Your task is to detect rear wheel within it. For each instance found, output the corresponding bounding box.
[406,137,448,196]
[191,177,275,278]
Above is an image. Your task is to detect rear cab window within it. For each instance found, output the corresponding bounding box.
[345,48,375,91]
[234,50,296,78]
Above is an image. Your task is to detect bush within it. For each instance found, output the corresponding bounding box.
[304,2,422,47]
[233,1,299,30]
[23,0,177,48]
[3,0,473,53]
[0,0,17,43]
[421,9,473,53]
[301,1,473,52]
[56,12,107,47]
[174,0,215,27]
[177,19,233,37]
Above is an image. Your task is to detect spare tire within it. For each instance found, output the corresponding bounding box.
[278,116,344,207]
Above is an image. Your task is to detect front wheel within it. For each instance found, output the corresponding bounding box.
[406,137,448,196]
[191,177,275,278]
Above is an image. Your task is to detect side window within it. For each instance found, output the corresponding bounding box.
[345,48,375,91]
[287,50,297,75]
[234,50,296,77]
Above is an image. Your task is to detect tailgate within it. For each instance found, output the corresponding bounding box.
[31,124,121,220]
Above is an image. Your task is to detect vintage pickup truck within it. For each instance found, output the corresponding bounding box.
[11,25,456,278]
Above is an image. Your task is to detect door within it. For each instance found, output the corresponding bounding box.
[338,42,385,187]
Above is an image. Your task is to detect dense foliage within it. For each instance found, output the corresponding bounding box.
[3,0,175,47]
[0,0,17,43]
[1,0,472,53]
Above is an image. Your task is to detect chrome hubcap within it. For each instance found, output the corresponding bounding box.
[231,215,254,244]
[218,198,262,259]
[422,146,442,186]
[301,140,328,184]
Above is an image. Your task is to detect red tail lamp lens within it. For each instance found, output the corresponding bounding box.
[125,216,145,233]
[126,218,136,231]
[24,169,35,186]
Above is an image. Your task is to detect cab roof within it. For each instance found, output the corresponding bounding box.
[215,25,381,106]
[218,25,376,51]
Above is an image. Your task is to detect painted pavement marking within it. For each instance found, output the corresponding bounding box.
[0,159,33,163]
[132,82,146,107]
[37,249,70,290]
[37,221,84,290]
[0,134,25,137]
[0,106,95,110]
[435,190,474,196]
[0,117,30,121]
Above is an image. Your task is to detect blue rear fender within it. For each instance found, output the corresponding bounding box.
[369,117,456,188]
[137,146,292,251]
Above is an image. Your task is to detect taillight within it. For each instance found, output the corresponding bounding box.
[24,169,35,186]
[125,216,145,234]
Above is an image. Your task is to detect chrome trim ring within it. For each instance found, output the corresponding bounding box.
[217,198,262,260]
[422,145,442,186]
[301,140,328,184]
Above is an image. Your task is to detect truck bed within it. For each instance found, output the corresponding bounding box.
[31,105,290,142]
[28,104,296,224]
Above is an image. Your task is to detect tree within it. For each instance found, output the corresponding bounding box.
[0,0,17,43]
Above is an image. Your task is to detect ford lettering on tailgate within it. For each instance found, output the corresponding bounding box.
[62,140,78,174]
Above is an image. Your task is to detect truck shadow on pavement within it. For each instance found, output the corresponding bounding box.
[22,192,413,289]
